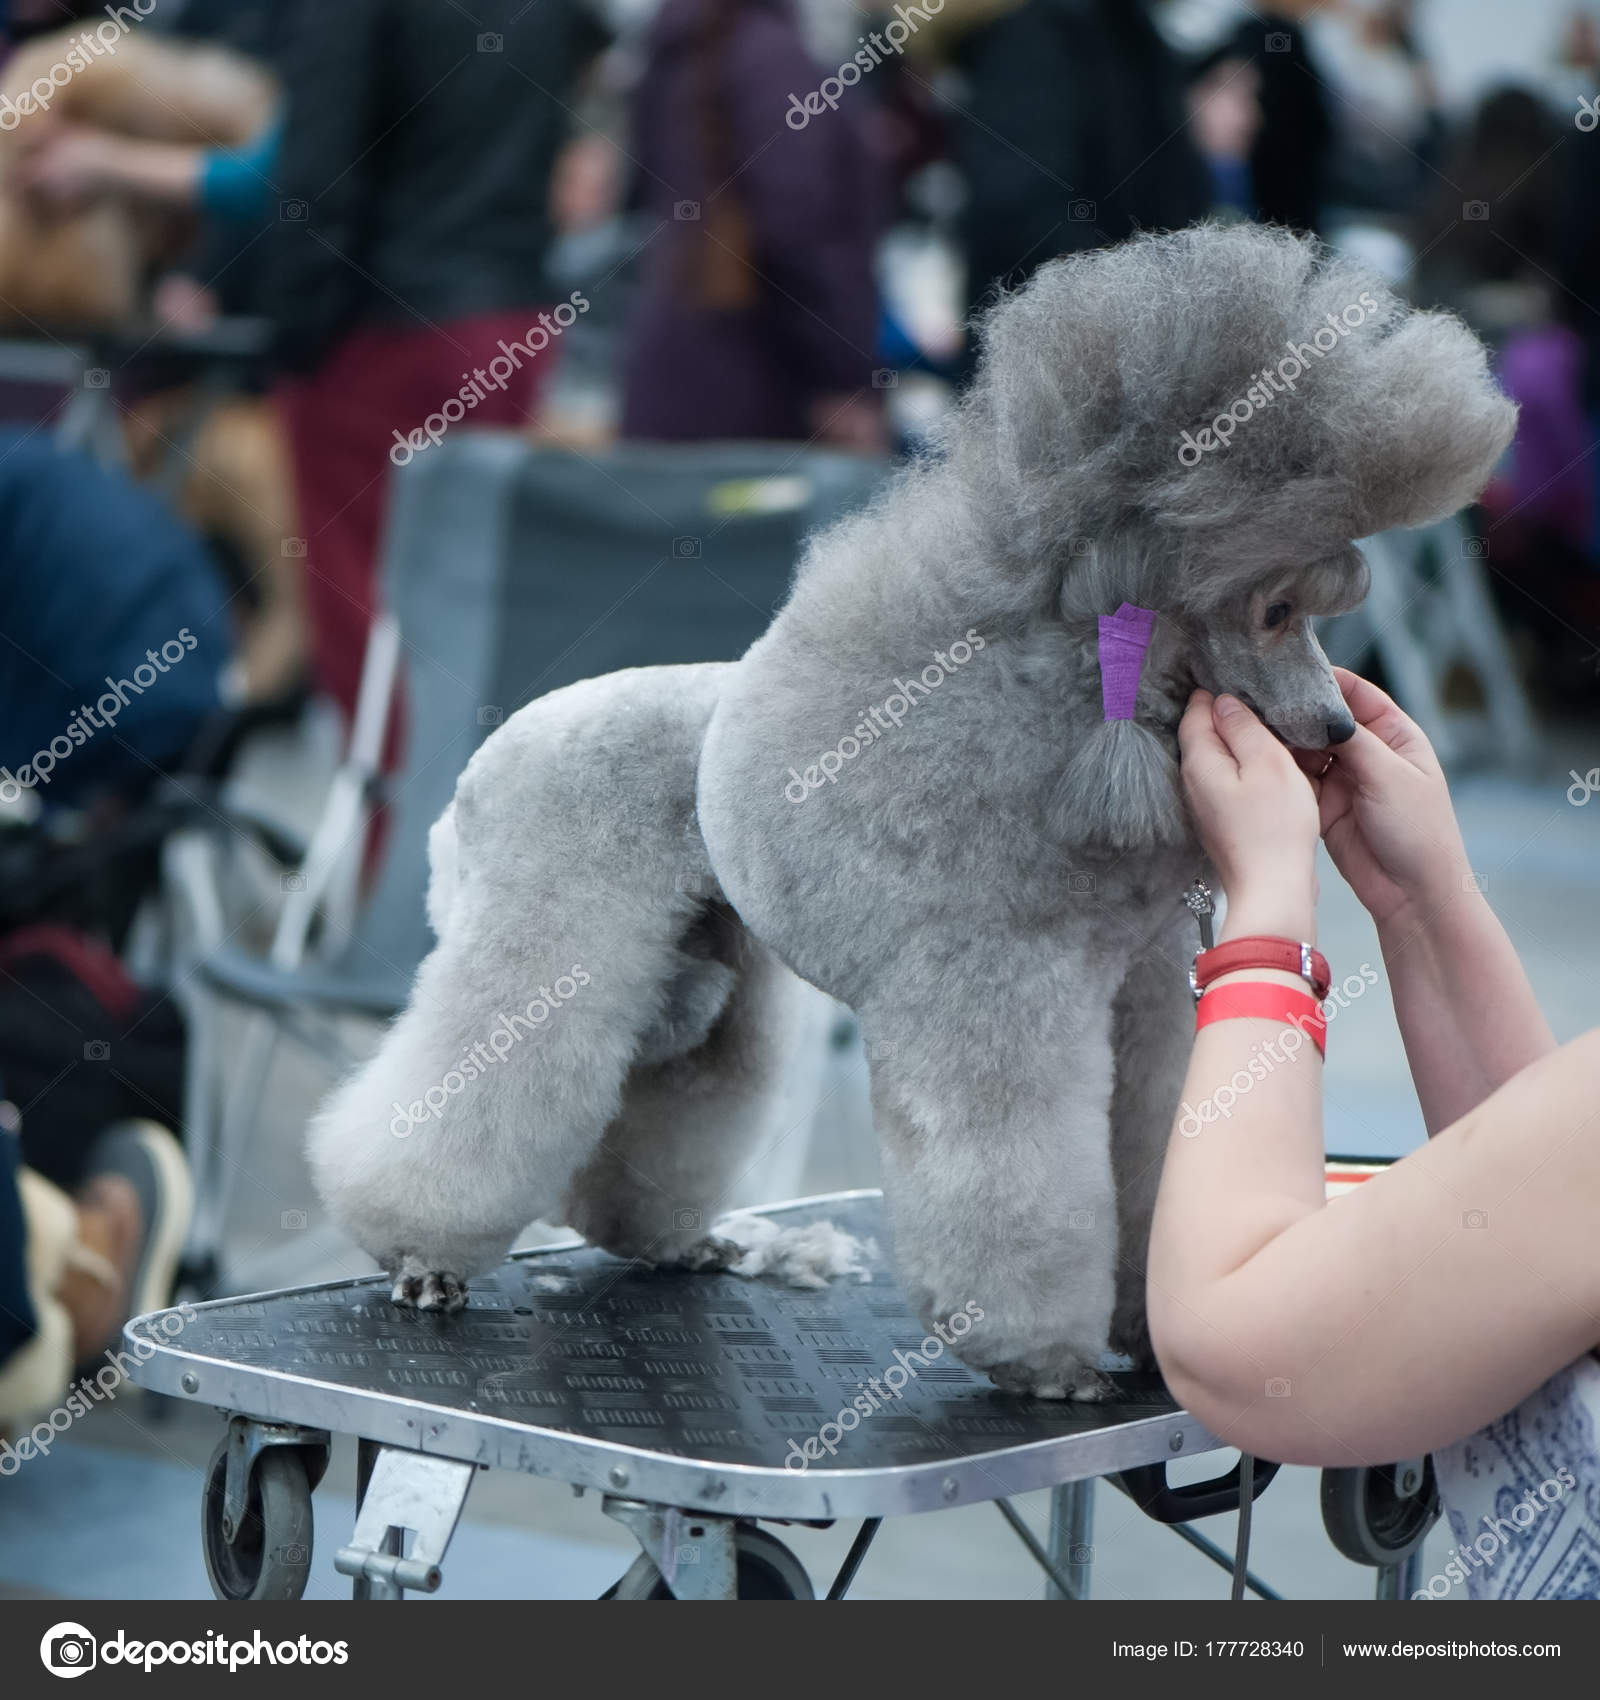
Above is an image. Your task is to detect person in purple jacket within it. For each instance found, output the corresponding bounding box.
[620,0,886,452]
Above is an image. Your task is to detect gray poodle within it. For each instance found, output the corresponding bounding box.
[309,225,1514,1398]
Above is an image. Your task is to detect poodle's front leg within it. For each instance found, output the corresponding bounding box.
[1107,913,1196,1366]
[868,966,1121,1399]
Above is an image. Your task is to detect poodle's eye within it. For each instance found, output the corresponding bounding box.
[1263,601,1293,630]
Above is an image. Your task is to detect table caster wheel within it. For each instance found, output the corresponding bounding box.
[601,1525,814,1599]
[1321,1459,1439,1566]
[202,1436,314,1600]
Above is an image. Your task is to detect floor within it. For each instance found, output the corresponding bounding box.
[2,714,1596,1602]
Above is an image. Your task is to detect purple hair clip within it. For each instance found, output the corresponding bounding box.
[1097,602,1157,721]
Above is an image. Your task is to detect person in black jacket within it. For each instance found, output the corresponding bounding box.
[1219,6,1333,237]
[265,0,606,740]
[950,0,1213,323]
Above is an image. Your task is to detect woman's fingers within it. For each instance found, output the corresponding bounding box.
[1331,667,1437,771]
[1314,721,1388,791]
[1210,693,1281,767]
[1181,689,1233,756]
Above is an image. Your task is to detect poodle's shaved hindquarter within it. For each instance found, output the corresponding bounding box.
[309,225,1515,1396]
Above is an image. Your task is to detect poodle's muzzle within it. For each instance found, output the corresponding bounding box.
[1193,620,1356,751]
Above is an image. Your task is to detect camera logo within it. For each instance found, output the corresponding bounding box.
[41,1623,97,1677]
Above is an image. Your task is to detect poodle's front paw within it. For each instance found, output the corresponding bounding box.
[986,1352,1111,1403]
[388,1258,467,1312]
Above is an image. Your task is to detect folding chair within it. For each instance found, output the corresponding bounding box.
[1320,514,1540,768]
[176,434,888,1289]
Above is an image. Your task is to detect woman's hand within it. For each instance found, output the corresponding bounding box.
[13,125,120,207]
[1179,690,1321,939]
[1296,668,1473,927]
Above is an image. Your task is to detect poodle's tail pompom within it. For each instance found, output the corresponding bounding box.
[1051,719,1186,852]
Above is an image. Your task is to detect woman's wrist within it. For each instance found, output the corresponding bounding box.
[1218,876,1317,947]
[1375,876,1492,967]
[1372,851,1481,938]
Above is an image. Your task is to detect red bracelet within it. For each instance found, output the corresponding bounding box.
[1195,980,1327,1057]
[1191,934,1331,1002]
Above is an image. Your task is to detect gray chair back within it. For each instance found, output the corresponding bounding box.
[355,436,887,978]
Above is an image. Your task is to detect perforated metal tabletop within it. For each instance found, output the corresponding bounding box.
[126,1191,1223,1519]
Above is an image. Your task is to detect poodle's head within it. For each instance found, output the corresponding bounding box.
[1172,548,1364,749]
[948,221,1516,754]
[946,222,1517,848]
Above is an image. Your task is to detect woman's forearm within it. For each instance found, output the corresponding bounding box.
[1148,885,1329,1382]
[1150,1028,1600,1464]
[94,139,204,209]
[1377,889,1556,1134]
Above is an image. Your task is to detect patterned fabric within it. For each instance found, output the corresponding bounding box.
[1429,1354,1600,1599]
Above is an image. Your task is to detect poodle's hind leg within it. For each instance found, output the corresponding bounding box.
[306,664,732,1305]
[867,951,1122,1400]
[1107,913,1196,1367]
[559,914,809,1270]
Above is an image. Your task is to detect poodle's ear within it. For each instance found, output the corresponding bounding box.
[1331,311,1518,536]
[1050,720,1187,852]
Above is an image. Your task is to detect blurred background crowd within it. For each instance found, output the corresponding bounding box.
[0,0,1597,1600]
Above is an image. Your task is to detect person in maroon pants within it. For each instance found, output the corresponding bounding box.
[267,0,606,746]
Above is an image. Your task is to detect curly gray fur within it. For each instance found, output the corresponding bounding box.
[310,224,1515,1396]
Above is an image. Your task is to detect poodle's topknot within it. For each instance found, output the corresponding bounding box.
[949,222,1517,607]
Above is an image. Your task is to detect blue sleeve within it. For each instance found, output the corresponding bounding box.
[0,1129,37,1369]
[198,116,282,227]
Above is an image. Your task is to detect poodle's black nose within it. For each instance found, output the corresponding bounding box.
[1325,716,1357,745]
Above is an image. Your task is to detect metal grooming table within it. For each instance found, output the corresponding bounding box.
[124,1191,1426,1599]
